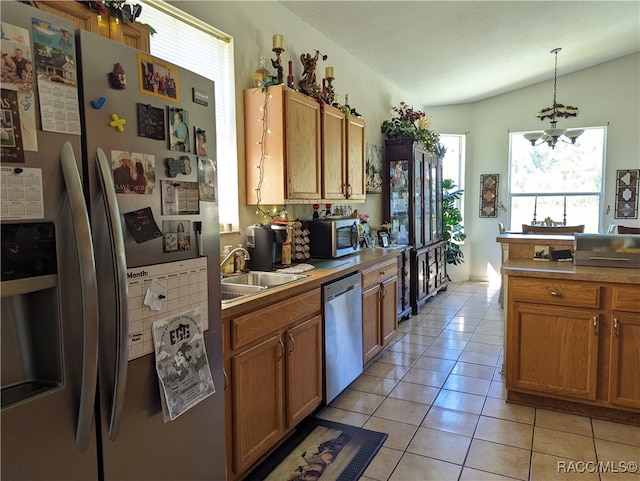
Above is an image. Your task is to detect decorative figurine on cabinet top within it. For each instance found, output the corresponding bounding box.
[299,49,327,97]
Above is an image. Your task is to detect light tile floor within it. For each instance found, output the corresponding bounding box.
[316,281,640,481]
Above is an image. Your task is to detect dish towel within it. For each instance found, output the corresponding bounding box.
[276,263,315,274]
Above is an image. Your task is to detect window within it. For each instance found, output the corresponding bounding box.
[508,127,606,232]
[441,133,466,218]
[139,1,238,225]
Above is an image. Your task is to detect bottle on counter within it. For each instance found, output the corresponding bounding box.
[235,244,246,272]
[221,245,235,275]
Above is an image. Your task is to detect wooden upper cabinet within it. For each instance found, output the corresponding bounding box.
[36,1,149,52]
[285,89,322,200]
[244,84,366,205]
[321,105,347,199]
[346,115,366,200]
[244,85,321,205]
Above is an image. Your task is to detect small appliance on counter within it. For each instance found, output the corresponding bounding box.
[573,233,640,268]
[306,218,360,259]
[246,222,291,271]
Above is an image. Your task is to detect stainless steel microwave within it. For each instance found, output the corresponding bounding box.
[306,218,360,258]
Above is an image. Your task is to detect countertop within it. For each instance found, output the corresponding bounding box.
[220,247,405,318]
[501,258,640,284]
[496,233,575,243]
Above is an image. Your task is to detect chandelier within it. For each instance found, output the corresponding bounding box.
[524,48,583,149]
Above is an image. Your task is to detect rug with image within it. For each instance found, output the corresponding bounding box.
[245,417,388,481]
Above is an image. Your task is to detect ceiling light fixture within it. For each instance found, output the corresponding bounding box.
[524,48,583,149]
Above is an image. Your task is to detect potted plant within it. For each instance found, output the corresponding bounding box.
[443,178,466,265]
[381,102,441,153]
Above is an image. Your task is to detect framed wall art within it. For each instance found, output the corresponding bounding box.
[615,169,638,219]
[138,53,179,102]
[479,174,499,218]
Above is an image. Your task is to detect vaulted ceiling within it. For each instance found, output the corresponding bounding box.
[279,1,640,107]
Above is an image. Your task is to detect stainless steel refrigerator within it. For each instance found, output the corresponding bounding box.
[1,3,225,479]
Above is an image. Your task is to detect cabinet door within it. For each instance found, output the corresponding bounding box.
[36,1,102,34]
[321,106,346,200]
[231,333,284,473]
[285,316,323,427]
[346,116,366,200]
[413,152,424,248]
[284,89,321,199]
[362,285,382,365]
[508,303,599,400]
[609,312,640,409]
[381,276,398,347]
[111,18,150,52]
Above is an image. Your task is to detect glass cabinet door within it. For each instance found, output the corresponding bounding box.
[413,155,422,247]
[435,157,444,239]
[389,159,410,245]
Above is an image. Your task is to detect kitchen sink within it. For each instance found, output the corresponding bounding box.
[221,271,308,288]
[220,283,266,303]
[220,271,308,304]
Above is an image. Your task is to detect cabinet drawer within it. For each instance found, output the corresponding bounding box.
[510,278,601,309]
[612,286,640,312]
[231,289,321,349]
[361,259,398,289]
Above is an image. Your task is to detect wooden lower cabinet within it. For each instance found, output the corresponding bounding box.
[225,289,322,479]
[509,303,599,400]
[285,316,323,426]
[362,259,398,366]
[232,333,284,472]
[506,277,640,423]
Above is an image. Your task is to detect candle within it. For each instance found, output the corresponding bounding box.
[272,34,283,50]
[563,196,567,216]
[325,66,334,79]
[533,195,537,216]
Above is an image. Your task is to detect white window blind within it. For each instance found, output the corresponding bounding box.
[139,1,238,225]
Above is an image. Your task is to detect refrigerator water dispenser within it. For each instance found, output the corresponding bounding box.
[1,223,62,408]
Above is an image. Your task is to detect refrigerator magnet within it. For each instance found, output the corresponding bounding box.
[137,103,165,140]
[168,107,190,152]
[195,127,207,156]
[123,207,163,244]
[166,156,191,177]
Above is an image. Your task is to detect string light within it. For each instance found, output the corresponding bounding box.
[254,89,288,220]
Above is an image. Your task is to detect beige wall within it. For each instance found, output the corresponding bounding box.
[170,1,640,281]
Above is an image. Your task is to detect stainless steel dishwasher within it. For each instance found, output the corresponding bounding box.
[323,272,363,403]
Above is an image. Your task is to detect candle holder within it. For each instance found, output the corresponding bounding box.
[271,47,284,85]
[325,76,335,104]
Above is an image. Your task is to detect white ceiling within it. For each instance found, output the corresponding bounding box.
[278,1,640,107]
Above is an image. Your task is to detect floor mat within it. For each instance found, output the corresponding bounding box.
[244,417,387,481]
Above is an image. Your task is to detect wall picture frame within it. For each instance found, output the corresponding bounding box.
[615,169,639,219]
[479,174,499,218]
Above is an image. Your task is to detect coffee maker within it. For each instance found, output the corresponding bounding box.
[246,223,289,271]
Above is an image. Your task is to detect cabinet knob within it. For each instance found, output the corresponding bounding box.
[550,291,559,297]
[613,318,619,337]
[223,368,228,390]
[380,270,386,276]
[593,316,599,336]
[278,339,285,359]
[346,184,352,198]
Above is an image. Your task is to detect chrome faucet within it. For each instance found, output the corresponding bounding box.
[219,247,251,268]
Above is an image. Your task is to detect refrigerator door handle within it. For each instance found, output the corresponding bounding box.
[59,141,99,452]
[95,148,129,440]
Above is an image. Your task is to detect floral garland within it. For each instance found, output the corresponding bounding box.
[381,102,440,153]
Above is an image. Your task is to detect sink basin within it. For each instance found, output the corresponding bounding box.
[220,283,266,304]
[221,271,308,288]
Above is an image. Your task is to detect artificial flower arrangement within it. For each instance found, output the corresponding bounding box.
[381,102,441,154]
